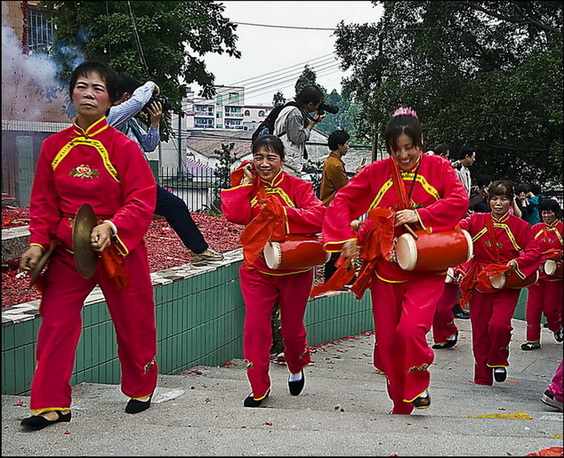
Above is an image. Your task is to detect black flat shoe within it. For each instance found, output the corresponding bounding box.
[413,392,431,409]
[243,390,270,407]
[494,368,507,382]
[432,331,458,349]
[20,410,71,430]
[288,370,305,396]
[125,393,153,414]
[521,341,541,351]
[454,310,470,319]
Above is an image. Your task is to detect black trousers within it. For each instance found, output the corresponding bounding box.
[155,185,208,254]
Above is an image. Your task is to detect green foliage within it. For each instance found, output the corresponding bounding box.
[272,90,286,107]
[207,142,238,215]
[302,160,324,197]
[334,0,563,188]
[38,1,240,140]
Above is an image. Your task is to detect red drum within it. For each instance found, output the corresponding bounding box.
[490,270,539,289]
[263,235,330,270]
[395,228,473,272]
[544,259,563,278]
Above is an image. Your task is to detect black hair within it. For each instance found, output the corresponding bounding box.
[117,75,142,98]
[489,180,514,199]
[384,111,424,155]
[295,85,324,106]
[252,134,285,160]
[476,174,494,188]
[539,198,562,218]
[529,183,542,195]
[69,61,119,104]
[433,144,449,157]
[328,130,350,151]
[515,183,531,195]
[456,145,475,161]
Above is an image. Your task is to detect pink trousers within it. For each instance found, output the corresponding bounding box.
[239,266,313,399]
[525,280,563,342]
[547,360,563,402]
[29,245,157,413]
[371,274,443,414]
[470,289,520,385]
[432,282,459,345]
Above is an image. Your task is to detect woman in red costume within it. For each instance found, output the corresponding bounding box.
[220,135,325,407]
[322,107,468,414]
[521,198,563,350]
[19,62,158,430]
[458,180,542,385]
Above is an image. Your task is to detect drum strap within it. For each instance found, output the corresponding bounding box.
[486,215,501,262]
[390,157,420,210]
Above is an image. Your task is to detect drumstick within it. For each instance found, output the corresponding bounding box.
[403,223,419,239]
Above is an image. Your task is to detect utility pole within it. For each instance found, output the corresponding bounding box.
[178,111,183,178]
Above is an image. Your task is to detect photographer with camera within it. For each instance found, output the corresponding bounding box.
[273,84,329,177]
[107,75,224,264]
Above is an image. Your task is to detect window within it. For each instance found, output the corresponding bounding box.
[244,110,250,116]
[194,118,214,128]
[228,92,240,104]
[258,110,265,117]
[27,6,54,54]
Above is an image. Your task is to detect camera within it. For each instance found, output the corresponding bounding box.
[317,102,339,116]
[143,95,172,114]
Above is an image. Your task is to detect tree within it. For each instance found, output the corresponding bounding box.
[272,90,286,107]
[334,1,563,187]
[39,2,240,121]
[208,142,237,215]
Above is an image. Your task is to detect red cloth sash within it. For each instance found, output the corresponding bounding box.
[349,207,395,299]
[101,243,129,292]
[310,207,395,299]
[542,248,563,260]
[309,255,356,298]
[239,182,286,266]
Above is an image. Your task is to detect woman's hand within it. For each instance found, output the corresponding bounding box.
[342,240,359,260]
[90,223,113,253]
[19,245,44,272]
[350,219,361,231]
[506,259,518,274]
[394,209,418,227]
[241,164,255,185]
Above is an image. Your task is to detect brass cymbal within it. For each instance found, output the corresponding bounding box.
[29,240,59,287]
[73,203,99,279]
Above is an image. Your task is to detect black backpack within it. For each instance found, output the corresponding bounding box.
[251,101,300,144]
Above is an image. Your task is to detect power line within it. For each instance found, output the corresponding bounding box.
[223,53,335,87]
[233,21,336,31]
[193,59,341,103]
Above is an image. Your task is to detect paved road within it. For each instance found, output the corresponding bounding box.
[2,318,562,456]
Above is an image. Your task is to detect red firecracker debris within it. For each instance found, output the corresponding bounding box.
[2,209,328,309]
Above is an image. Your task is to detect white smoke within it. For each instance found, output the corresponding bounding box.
[1,2,67,121]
